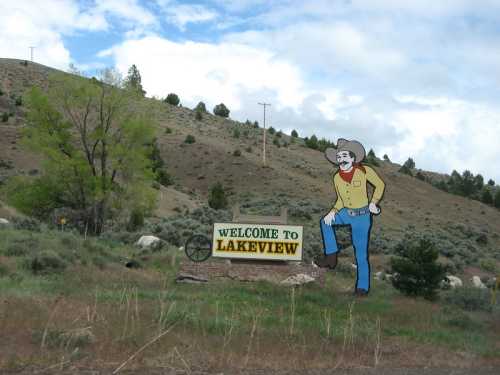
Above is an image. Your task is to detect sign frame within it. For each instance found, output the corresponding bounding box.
[211,221,304,262]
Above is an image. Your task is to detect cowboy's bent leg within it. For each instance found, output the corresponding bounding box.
[351,214,372,291]
[320,209,345,255]
[320,219,339,255]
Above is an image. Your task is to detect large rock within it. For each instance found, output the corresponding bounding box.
[471,275,487,289]
[442,275,463,289]
[281,273,315,286]
[136,235,161,250]
[0,218,9,225]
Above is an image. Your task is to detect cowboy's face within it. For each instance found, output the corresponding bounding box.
[337,150,355,171]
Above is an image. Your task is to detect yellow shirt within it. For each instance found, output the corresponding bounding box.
[333,165,385,211]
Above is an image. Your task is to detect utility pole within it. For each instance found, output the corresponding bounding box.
[258,102,271,166]
[29,46,35,62]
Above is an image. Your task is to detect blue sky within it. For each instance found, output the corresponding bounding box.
[2,0,500,183]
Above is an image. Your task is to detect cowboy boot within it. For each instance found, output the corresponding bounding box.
[354,288,369,297]
[314,253,338,269]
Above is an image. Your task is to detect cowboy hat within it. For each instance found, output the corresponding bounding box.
[325,139,366,164]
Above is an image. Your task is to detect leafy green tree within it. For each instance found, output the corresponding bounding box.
[184,135,196,144]
[487,179,495,186]
[14,72,157,234]
[267,126,276,135]
[291,129,298,137]
[460,170,476,197]
[390,235,447,300]
[365,148,380,166]
[208,182,227,209]
[213,103,230,117]
[165,93,180,106]
[383,154,390,162]
[195,110,203,121]
[124,64,145,97]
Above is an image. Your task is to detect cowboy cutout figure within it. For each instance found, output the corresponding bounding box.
[315,139,385,296]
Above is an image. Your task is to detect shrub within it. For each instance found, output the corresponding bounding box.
[390,235,447,300]
[276,130,282,138]
[194,101,207,112]
[383,154,390,162]
[273,138,280,147]
[233,149,241,157]
[232,128,240,138]
[481,189,493,204]
[267,126,275,135]
[213,103,230,118]
[494,190,500,209]
[253,121,259,128]
[184,135,196,144]
[291,129,298,137]
[479,258,497,272]
[29,251,67,275]
[157,169,173,186]
[164,93,180,106]
[127,208,144,232]
[245,146,252,153]
[305,135,319,150]
[399,158,415,175]
[0,88,3,96]
[208,182,227,209]
[365,149,380,166]
[415,171,426,181]
[165,127,172,134]
[1,112,8,122]
[443,286,493,312]
[195,110,203,121]
[15,96,22,106]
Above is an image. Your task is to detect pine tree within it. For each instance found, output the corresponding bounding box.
[390,235,447,300]
[124,64,145,96]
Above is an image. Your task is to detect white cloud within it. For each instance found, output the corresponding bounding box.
[100,35,306,111]
[0,0,156,69]
[157,2,218,31]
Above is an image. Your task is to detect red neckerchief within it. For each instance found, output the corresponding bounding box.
[339,163,366,183]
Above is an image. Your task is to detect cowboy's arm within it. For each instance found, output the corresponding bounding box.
[333,177,344,212]
[365,166,385,204]
[324,175,343,225]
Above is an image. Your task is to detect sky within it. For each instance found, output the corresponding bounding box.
[2,0,500,182]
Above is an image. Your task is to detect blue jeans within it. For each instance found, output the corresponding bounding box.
[320,207,373,291]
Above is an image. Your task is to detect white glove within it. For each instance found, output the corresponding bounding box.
[323,210,336,225]
[369,202,381,215]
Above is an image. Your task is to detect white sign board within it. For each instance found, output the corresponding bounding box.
[212,222,303,261]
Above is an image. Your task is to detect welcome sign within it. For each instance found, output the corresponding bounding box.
[212,222,303,261]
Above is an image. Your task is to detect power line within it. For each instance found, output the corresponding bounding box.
[258,102,271,167]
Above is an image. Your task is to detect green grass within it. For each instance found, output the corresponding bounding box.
[0,226,499,366]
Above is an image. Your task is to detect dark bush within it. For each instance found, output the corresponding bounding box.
[195,110,203,121]
[184,135,196,144]
[267,126,275,135]
[208,182,227,210]
[213,103,230,118]
[291,129,298,137]
[194,101,207,112]
[399,158,415,175]
[30,251,67,275]
[481,189,493,204]
[233,128,240,138]
[15,96,22,106]
[127,208,144,232]
[1,112,8,122]
[233,149,241,157]
[390,235,447,300]
[164,127,172,134]
[305,135,319,150]
[443,286,493,312]
[164,93,180,106]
